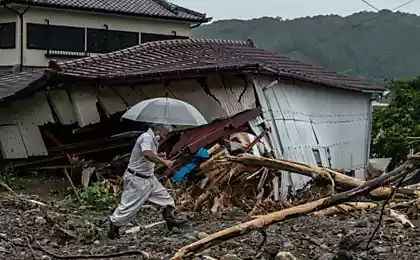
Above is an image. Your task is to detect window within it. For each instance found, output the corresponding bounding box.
[0,22,16,48]
[27,23,85,52]
[27,23,47,49]
[86,28,106,53]
[141,32,188,44]
[107,30,139,52]
[87,28,139,53]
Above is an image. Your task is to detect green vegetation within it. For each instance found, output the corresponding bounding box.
[193,10,420,83]
[371,78,420,167]
[0,167,22,190]
[65,181,117,210]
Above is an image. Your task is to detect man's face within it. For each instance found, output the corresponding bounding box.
[155,126,170,140]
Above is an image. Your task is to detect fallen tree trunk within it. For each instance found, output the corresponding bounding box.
[171,156,418,259]
[312,202,380,217]
[229,154,420,198]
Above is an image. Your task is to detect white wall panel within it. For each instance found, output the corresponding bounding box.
[253,76,372,196]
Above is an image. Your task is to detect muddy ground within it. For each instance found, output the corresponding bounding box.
[1,197,420,260]
[0,175,420,260]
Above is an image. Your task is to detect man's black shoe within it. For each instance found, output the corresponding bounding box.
[108,222,120,239]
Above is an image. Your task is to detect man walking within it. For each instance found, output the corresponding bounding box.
[108,124,187,239]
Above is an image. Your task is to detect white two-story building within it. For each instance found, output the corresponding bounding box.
[0,0,210,74]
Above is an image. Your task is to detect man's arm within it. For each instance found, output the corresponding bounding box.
[142,150,166,164]
[142,150,173,168]
[139,135,173,168]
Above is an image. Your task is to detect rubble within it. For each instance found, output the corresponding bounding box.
[2,121,420,259]
[1,192,420,260]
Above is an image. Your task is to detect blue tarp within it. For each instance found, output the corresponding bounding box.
[171,148,209,183]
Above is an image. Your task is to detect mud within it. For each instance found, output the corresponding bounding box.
[1,195,420,260]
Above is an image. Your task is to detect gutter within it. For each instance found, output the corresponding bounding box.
[4,4,30,72]
[190,23,203,29]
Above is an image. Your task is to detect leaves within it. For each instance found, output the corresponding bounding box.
[371,78,420,168]
[66,181,117,210]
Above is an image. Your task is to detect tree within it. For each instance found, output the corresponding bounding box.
[193,11,420,83]
[371,78,420,167]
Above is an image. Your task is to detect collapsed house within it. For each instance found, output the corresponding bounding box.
[0,38,383,197]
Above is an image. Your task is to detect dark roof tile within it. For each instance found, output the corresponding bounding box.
[0,70,45,101]
[51,39,383,92]
[2,0,209,22]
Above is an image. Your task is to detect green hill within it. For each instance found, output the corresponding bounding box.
[193,10,420,83]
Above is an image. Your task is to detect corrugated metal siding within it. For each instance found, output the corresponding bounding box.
[26,91,55,125]
[48,89,77,125]
[253,76,371,196]
[0,107,28,159]
[206,74,256,116]
[10,102,48,156]
[0,125,28,159]
[168,79,227,121]
[111,85,147,106]
[68,86,101,127]
[139,83,175,99]
[96,87,127,116]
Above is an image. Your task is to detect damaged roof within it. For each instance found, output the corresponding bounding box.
[1,0,210,22]
[48,38,383,93]
[0,70,45,102]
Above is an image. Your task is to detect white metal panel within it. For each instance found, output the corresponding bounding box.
[68,86,101,127]
[206,74,255,116]
[11,102,48,156]
[242,75,257,110]
[96,87,127,116]
[48,88,77,125]
[0,125,28,159]
[253,75,372,196]
[355,169,365,180]
[0,107,28,159]
[168,79,227,121]
[252,76,290,199]
[268,87,316,188]
[28,91,55,125]
[252,77,283,160]
[140,83,175,99]
[111,85,147,106]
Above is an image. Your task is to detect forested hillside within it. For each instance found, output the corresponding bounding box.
[193,10,420,83]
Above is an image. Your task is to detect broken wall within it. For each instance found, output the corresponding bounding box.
[253,76,372,197]
[0,73,257,160]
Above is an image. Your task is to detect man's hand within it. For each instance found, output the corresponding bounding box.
[162,159,173,169]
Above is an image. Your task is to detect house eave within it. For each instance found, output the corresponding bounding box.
[1,0,211,23]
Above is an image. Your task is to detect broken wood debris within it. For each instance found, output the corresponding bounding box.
[171,153,420,259]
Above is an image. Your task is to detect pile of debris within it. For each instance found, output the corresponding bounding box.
[173,143,278,214]
[54,125,420,221]
[2,150,420,260]
[170,152,420,259]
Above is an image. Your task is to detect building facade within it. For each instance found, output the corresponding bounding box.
[0,0,209,73]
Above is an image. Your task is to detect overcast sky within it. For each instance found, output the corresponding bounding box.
[171,0,420,21]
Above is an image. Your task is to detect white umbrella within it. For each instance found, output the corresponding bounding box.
[122,97,208,126]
